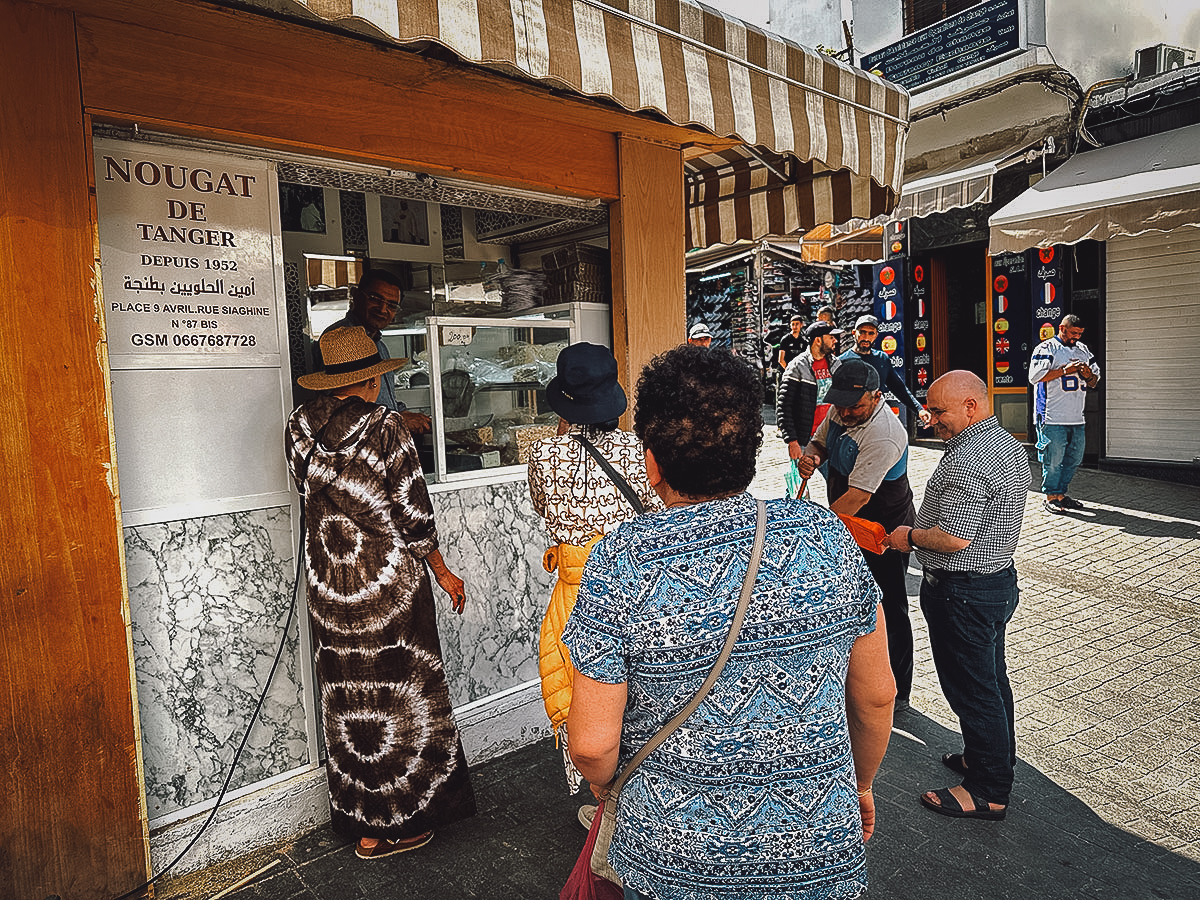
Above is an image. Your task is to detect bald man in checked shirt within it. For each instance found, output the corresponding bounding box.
[885,371,1030,823]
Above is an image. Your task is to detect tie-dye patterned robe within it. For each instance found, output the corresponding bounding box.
[285,395,476,839]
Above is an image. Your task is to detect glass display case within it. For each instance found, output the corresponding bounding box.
[389,302,610,483]
[379,325,432,420]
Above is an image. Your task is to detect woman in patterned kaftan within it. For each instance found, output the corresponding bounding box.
[527,342,661,823]
[286,326,476,860]
[563,345,897,900]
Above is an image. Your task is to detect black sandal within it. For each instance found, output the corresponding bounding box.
[942,752,968,777]
[920,787,1006,821]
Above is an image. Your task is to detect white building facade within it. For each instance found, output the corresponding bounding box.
[770,0,1200,478]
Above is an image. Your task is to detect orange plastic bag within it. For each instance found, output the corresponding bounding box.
[791,469,889,555]
[836,514,888,555]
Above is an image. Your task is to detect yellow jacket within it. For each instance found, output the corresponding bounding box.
[538,536,602,735]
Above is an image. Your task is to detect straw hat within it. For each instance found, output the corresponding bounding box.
[297,326,406,391]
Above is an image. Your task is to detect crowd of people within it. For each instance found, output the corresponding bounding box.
[285,280,1095,896]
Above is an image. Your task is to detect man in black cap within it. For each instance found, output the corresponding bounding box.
[840,314,931,427]
[777,321,844,461]
[796,358,916,711]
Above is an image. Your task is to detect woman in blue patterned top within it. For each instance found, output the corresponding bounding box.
[563,345,896,900]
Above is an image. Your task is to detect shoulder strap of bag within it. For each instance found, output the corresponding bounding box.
[607,498,766,795]
[570,433,646,515]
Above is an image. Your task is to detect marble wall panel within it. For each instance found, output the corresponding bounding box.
[126,507,307,820]
[128,480,554,820]
[429,480,555,707]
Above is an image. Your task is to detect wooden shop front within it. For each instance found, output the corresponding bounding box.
[0,0,907,895]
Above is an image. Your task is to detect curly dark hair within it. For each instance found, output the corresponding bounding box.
[633,345,762,498]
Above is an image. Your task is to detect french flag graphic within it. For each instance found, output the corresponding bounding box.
[884,300,898,320]
[997,294,1008,314]
[917,296,926,317]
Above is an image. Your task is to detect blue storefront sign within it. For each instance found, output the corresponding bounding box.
[1029,245,1066,344]
[990,252,1031,388]
[907,257,932,399]
[872,261,907,401]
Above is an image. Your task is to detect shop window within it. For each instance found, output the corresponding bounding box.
[905,0,982,34]
[275,162,612,483]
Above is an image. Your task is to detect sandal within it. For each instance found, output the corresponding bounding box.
[942,752,968,777]
[356,830,434,859]
[920,787,1006,821]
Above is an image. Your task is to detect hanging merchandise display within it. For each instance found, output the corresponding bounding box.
[686,266,748,348]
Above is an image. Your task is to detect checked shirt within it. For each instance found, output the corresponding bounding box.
[914,417,1030,574]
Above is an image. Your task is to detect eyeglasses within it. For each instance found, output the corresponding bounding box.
[361,290,401,312]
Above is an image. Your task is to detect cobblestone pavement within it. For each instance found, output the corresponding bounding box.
[158,424,1200,900]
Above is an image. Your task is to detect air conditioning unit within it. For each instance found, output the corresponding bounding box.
[1134,44,1196,79]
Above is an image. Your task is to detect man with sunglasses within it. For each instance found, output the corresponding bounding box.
[325,269,430,433]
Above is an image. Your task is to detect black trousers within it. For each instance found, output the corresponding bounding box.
[863,547,913,700]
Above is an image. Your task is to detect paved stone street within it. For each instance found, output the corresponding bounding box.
[158,425,1200,900]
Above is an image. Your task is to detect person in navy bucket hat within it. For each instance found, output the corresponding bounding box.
[546,341,628,424]
[528,340,659,830]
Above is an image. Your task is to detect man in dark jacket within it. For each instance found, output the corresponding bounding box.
[776,315,807,369]
[776,321,843,463]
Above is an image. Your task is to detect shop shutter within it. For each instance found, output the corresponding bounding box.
[1106,230,1200,463]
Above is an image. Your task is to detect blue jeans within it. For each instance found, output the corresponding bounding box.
[920,565,1019,806]
[1039,423,1085,495]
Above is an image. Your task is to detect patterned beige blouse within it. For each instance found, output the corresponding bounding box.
[527,429,662,545]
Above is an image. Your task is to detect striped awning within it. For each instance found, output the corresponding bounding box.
[990,124,1200,255]
[244,0,909,248]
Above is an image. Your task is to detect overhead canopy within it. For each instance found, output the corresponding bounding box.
[990,124,1200,255]
[895,142,1046,220]
[244,0,909,248]
[800,222,882,264]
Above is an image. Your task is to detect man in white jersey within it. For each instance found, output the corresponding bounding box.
[1028,315,1100,514]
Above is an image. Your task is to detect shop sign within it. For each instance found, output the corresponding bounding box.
[990,252,1031,388]
[94,140,279,365]
[885,221,907,260]
[861,0,1023,90]
[1028,245,1066,343]
[907,257,931,399]
[872,261,907,392]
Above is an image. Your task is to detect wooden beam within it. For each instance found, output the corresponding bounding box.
[72,1,617,199]
[57,0,743,201]
[0,2,148,897]
[610,136,686,419]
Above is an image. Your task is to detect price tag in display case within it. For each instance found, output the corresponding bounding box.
[442,325,474,346]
